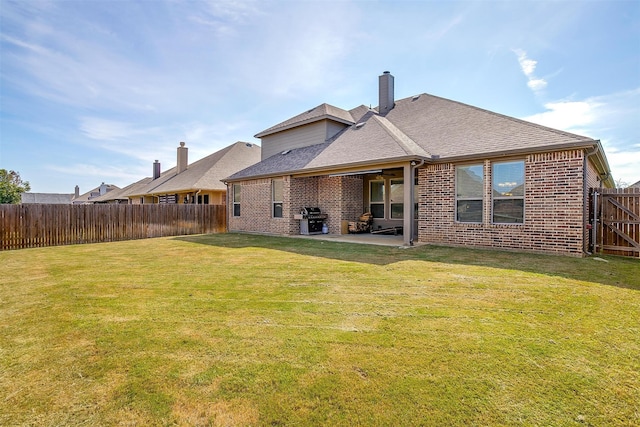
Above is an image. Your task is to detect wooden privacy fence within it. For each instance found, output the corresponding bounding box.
[0,204,226,251]
[591,187,640,258]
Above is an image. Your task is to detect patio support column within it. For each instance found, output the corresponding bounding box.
[403,162,413,246]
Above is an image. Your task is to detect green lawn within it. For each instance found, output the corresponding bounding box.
[1,233,638,426]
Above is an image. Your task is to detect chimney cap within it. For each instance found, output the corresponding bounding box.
[383,71,390,74]
[179,141,186,147]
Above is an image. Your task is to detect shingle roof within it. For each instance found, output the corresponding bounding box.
[126,141,261,197]
[21,193,74,204]
[73,184,120,204]
[91,178,153,202]
[255,103,356,138]
[226,142,331,180]
[386,94,595,159]
[228,92,603,182]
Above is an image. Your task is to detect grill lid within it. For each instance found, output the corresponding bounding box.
[302,207,322,215]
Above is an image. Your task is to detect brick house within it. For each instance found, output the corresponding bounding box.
[225,72,614,256]
[94,141,261,205]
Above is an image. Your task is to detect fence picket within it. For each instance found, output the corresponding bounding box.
[0,204,226,251]
[592,187,640,258]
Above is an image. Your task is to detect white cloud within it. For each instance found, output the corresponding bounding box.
[527,78,547,91]
[513,48,547,94]
[523,89,640,184]
[523,99,600,133]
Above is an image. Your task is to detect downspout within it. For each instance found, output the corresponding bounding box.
[409,159,425,246]
[194,189,202,204]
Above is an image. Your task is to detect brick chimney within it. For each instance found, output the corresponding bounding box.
[378,71,394,115]
[153,160,161,180]
[177,142,188,174]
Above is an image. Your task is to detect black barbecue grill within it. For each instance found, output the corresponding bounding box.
[299,207,328,235]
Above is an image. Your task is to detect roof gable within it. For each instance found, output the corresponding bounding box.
[255,103,355,138]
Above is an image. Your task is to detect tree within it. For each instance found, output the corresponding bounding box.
[0,169,31,204]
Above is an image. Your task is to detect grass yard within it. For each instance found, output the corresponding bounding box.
[0,233,638,426]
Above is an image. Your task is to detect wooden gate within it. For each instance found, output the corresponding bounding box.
[591,187,640,258]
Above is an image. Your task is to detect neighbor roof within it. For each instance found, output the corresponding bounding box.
[229,93,608,182]
[126,141,261,197]
[91,178,153,202]
[21,193,74,204]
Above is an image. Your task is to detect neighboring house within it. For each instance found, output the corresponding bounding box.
[72,183,119,204]
[21,183,118,204]
[119,141,261,205]
[628,180,640,189]
[21,192,74,204]
[91,178,153,204]
[225,71,614,256]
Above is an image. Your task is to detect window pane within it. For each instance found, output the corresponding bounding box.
[390,179,404,203]
[233,203,240,217]
[233,184,241,202]
[273,203,283,218]
[272,179,283,202]
[456,165,483,198]
[370,204,384,218]
[493,161,524,197]
[370,181,385,203]
[493,199,524,223]
[457,200,483,222]
[391,203,403,219]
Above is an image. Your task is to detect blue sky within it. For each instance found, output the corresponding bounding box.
[1,0,638,193]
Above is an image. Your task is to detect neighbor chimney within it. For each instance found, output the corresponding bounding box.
[74,185,80,198]
[177,142,188,174]
[378,71,395,115]
[153,160,161,180]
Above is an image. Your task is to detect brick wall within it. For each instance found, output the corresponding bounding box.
[229,175,364,236]
[318,176,363,234]
[417,149,588,256]
[228,178,290,234]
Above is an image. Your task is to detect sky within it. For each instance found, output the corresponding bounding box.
[1,0,638,194]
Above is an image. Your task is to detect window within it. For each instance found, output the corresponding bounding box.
[197,194,209,205]
[233,184,241,217]
[369,180,385,218]
[390,179,404,219]
[492,161,524,223]
[456,164,484,222]
[272,179,283,218]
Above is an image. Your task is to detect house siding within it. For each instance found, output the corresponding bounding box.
[261,120,347,160]
[418,149,588,256]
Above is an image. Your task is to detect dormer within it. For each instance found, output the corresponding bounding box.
[255,103,355,160]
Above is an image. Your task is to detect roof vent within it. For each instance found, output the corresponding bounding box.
[355,122,366,129]
[245,143,252,147]
[281,149,291,155]
[412,94,421,101]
